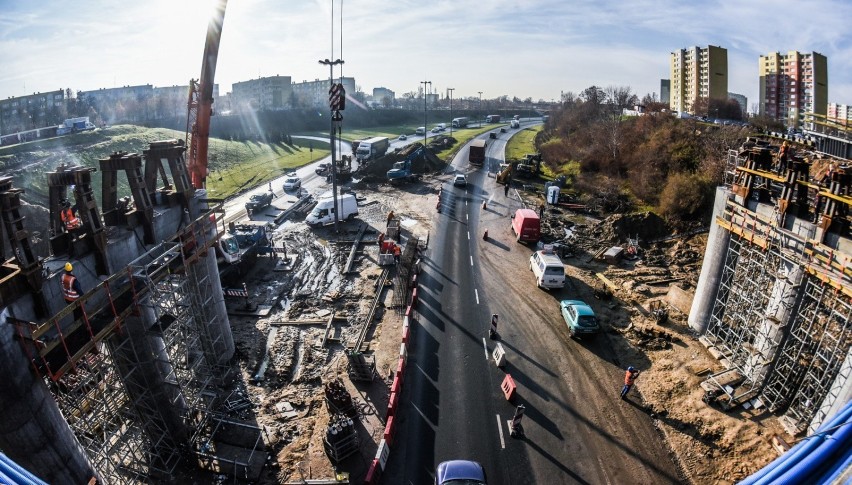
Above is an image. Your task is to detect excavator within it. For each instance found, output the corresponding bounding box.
[186,0,228,189]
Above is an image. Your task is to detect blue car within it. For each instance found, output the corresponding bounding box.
[435,460,487,484]
[560,299,601,338]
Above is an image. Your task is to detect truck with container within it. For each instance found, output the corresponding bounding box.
[217,221,272,285]
[485,115,501,123]
[355,136,390,162]
[468,139,487,166]
[510,119,520,128]
[452,117,469,128]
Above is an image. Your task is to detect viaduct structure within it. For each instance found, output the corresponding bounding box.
[690,140,851,435]
[0,140,267,484]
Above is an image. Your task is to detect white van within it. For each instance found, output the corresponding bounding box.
[306,193,358,226]
[415,127,426,135]
[529,250,565,289]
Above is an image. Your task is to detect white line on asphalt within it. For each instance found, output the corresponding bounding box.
[482,338,488,359]
[467,231,470,240]
[466,213,469,221]
[475,289,479,304]
[496,414,506,449]
[470,256,473,266]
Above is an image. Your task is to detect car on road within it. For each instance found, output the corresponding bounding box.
[560,299,601,338]
[500,127,507,133]
[453,174,467,187]
[431,127,442,133]
[435,460,487,485]
[398,134,407,141]
[315,162,330,175]
[489,132,497,139]
[283,174,301,191]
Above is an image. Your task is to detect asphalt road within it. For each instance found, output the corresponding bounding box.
[384,125,683,484]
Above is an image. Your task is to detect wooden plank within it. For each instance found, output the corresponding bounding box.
[321,311,336,347]
[268,320,326,326]
[595,272,619,292]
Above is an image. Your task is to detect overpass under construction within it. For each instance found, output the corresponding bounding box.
[0,140,266,484]
[690,140,851,436]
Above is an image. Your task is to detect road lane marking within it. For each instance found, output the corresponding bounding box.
[496,415,506,449]
[475,289,479,304]
[470,256,473,266]
[467,231,470,240]
[482,338,488,359]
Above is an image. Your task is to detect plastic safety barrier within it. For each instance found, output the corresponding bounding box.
[501,374,517,401]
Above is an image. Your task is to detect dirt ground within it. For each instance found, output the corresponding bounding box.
[229,168,787,484]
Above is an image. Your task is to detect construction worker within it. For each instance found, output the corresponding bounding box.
[61,262,85,322]
[60,200,82,231]
[504,183,509,197]
[539,203,545,219]
[393,244,401,264]
[621,366,640,400]
[777,141,789,173]
[386,210,395,226]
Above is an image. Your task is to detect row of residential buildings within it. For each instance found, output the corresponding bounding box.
[664,45,849,130]
[0,76,401,136]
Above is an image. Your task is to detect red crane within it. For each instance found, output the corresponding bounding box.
[186,0,228,189]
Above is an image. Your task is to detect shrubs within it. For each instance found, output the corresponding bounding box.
[658,172,713,221]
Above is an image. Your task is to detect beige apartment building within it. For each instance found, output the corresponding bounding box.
[231,75,292,112]
[759,51,827,129]
[670,45,728,115]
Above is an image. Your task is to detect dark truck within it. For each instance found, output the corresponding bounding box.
[468,139,487,167]
[245,191,273,215]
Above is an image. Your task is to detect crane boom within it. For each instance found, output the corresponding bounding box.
[186,0,228,189]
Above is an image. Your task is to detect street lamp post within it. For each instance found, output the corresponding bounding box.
[448,88,455,138]
[421,80,431,146]
[478,91,483,127]
[319,58,344,233]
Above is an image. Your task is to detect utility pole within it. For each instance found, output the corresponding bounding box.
[320,58,344,233]
[478,91,483,128]
[421,80,431,146]
[448,87,455,138]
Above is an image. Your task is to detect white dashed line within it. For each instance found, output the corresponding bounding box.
[470,256,474,266]
[467,231,470,240]
[482,338,488,359]
[496,414,506,449]
[475,289,479,304]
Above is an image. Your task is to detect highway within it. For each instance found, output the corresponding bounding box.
[384,124,683,484]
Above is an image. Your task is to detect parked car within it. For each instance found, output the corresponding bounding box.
[529,250,565,289]
[283,173,301,191]
[398,134,408,140]
[489,132,497,139]
[453,174,467,187]
[435,460,487,485]
[560,299,601,338]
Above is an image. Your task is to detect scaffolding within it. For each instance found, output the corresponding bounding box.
[701,144,852,430]
[11,202,266,483]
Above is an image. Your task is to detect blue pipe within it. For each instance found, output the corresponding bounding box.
[814,444,852,483]
[0,452,48,485]
[741,402,852,485]
[773,411,852,484]
[0,468,22,485]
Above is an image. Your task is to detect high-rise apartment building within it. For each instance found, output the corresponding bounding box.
[758,51,827,129]
[827,103,850,128]
[669,45,728,115]
[0,89,67,134]
[660,79,670,105]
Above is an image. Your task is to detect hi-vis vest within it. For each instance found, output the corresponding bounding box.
[61,208,82,230]
[624,370,638,386]
[62,274,80,301]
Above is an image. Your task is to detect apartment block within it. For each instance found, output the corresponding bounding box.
[728,92,748,117]
[292,77,356,109]
[660,79,670,105]
[827,103,850,128]
[758,51,827,129]
[0,89,67,135]
[372,87,395,105]
[231,76,292,112]
[669,45,728,115]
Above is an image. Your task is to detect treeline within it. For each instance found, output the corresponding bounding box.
[538,86,749,223]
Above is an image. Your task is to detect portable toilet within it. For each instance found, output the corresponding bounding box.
[546,185,560,205]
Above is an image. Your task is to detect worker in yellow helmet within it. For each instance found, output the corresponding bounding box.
[61,262,85,322]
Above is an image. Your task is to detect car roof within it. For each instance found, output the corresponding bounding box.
[455,174,466,178]
[436,460,486,483]
[561,300,595,316]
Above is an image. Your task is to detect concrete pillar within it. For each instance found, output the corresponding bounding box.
[748,263,804,382]
[192,250,234,364]
[689,186,732,333]
[108,310,189,446]
[0,306,100,484]
[809,348,852,434]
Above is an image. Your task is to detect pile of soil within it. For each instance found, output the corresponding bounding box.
[356,142,449,183]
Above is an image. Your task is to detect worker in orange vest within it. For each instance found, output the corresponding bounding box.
[621,366,640,400]
[61,262,85,322]
[393,244,401,264]
[60,200,82,231]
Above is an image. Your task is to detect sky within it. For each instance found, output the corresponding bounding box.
[1,0,851,111]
